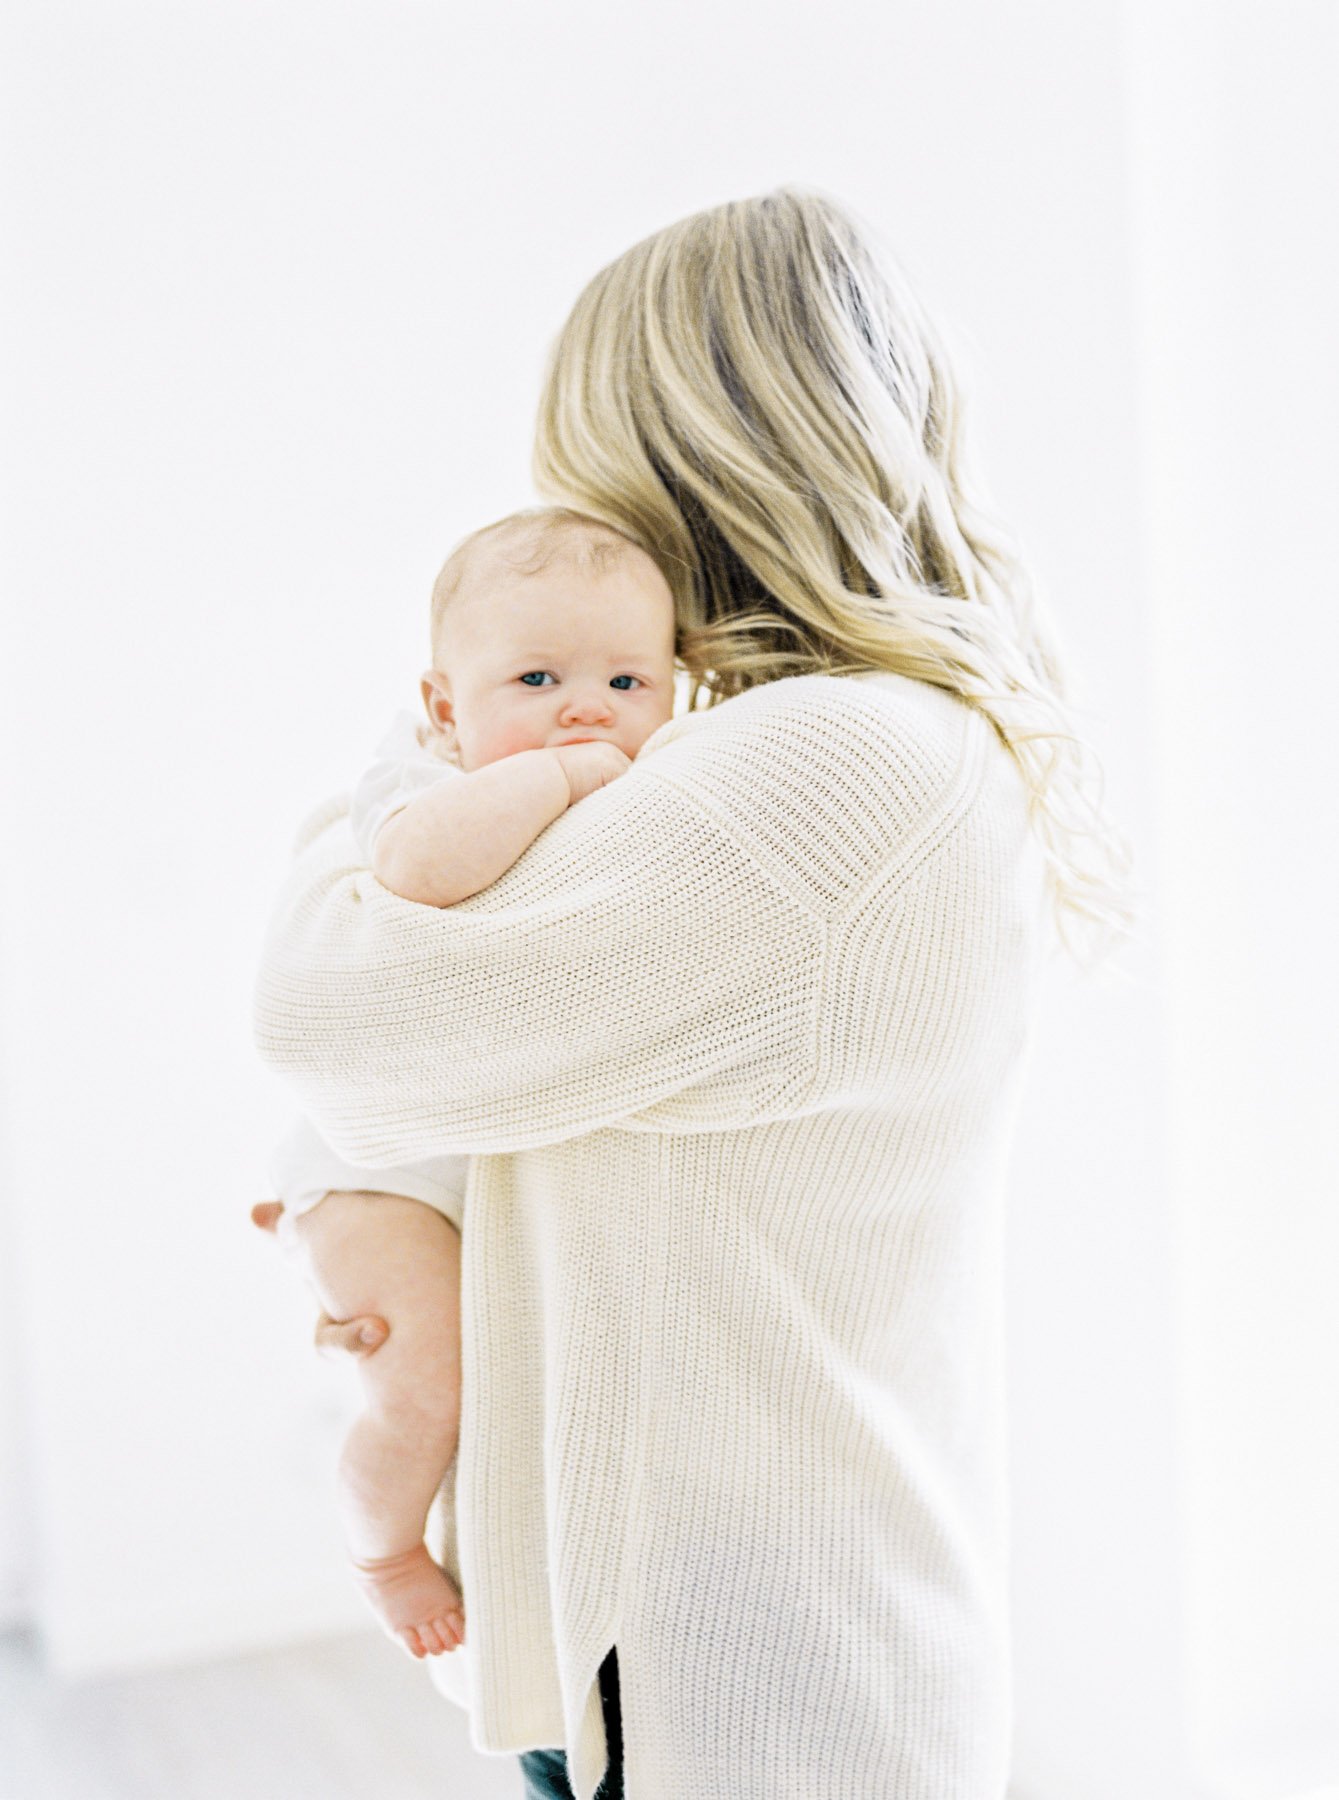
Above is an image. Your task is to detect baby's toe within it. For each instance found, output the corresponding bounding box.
[395,1626,426,1660]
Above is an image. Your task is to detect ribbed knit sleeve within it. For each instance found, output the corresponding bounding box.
[251,673,966,1165]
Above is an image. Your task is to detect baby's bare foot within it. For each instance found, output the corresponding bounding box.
[350,1543,467,1660]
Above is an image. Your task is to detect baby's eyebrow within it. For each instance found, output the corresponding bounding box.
[508,652,656,666]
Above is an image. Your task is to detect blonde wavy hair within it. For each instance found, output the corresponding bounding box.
[532,186,1143,978]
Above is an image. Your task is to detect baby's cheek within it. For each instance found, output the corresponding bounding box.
[478,723,548,765]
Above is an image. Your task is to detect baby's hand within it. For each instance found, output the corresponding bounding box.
[549,741,632,806]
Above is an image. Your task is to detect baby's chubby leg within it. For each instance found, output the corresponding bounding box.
[289,1190,465,1660]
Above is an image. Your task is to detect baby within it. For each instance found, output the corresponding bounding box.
[262,507,679,1661]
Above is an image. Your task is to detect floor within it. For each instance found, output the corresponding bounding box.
[0,1626,525,1800]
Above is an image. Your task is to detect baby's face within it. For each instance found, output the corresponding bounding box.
[422,544,678,773]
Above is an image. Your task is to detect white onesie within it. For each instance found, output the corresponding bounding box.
[266,710,470,1244]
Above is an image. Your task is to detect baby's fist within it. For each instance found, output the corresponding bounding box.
[550,741,632,805]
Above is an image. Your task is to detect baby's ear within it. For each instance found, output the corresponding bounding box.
[420,668,454,734]
[419,669,461,764]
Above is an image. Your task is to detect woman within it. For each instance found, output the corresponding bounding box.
[253,187,1137,1800]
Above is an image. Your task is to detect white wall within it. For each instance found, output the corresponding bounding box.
[0,1051,35,1631]
[1122,3,1339,1796]
[0,3,1330,1796]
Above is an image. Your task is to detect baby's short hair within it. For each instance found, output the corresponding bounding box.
[429,506,651,665]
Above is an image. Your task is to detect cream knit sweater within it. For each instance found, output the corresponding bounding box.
[252,669,1047,1800]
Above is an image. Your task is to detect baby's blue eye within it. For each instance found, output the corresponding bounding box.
[518,671,641,690]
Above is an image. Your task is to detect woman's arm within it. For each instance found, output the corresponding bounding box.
[252,676,966,1164]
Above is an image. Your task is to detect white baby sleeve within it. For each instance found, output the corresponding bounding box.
[268,1112,469,1242]
[349,707,462,867]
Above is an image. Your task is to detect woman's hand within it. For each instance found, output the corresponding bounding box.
[250,1200,390,1358]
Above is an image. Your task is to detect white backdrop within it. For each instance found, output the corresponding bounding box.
[1,4,1334,1798]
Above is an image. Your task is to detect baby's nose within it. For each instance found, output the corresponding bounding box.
[563,690,614,721]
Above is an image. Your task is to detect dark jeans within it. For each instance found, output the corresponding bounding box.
[518,1645,623,1800]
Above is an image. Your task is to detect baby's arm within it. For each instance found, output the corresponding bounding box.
[372,748,568,906]
[372,740,630,907]
[289,1190,465,1658]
